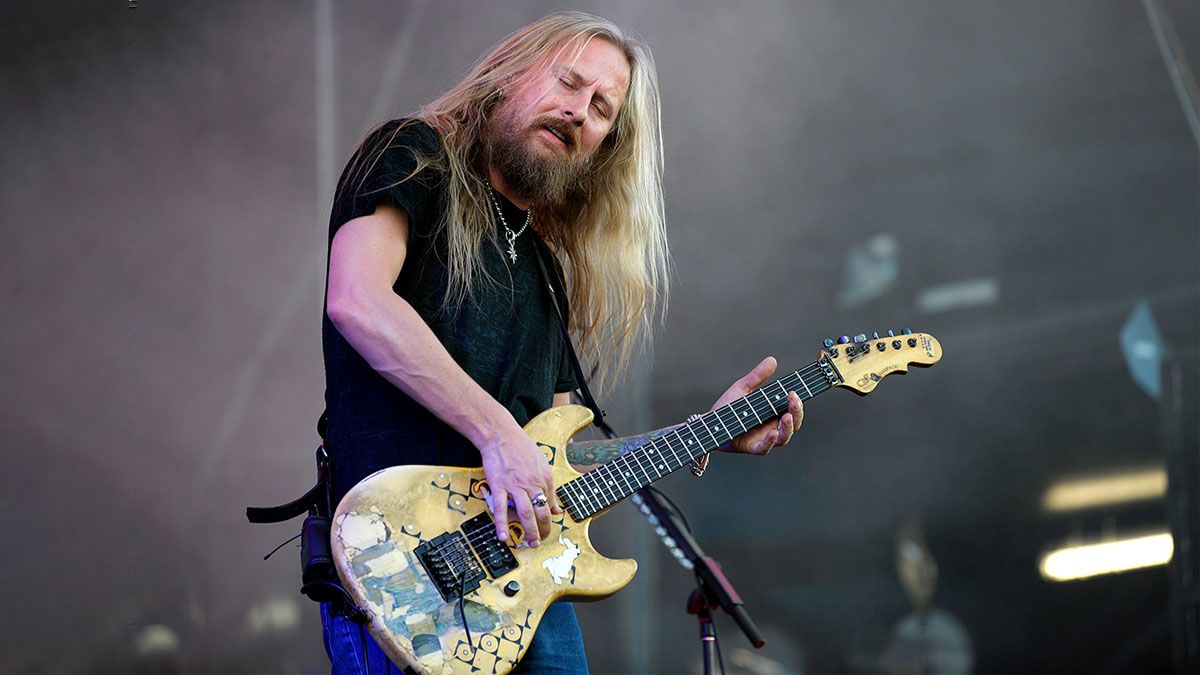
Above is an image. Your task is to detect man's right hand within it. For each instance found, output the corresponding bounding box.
[478,424,561,547]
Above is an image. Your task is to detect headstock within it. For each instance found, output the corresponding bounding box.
[819,329,942,395]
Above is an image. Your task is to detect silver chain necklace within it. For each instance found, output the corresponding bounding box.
[486,186,532,263]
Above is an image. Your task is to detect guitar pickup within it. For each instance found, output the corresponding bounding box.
[462,512,519,578]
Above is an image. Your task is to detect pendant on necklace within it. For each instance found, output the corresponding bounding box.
[506,229,519,263]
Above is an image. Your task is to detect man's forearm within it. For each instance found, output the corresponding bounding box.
[329,287,514,448]
[567,424,683,471]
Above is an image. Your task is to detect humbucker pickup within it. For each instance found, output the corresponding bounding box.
[462,512,519,579]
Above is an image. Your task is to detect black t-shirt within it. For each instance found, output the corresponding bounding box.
[322,119,578,506]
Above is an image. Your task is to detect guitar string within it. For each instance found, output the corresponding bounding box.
[446,349,899,566]
[430,350,904,577]
[437,363,838,571]
[440,369,856,578]
[567,363,833,514]
[575,363,829,493]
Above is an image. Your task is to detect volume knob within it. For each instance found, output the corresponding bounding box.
[504,580,521,596]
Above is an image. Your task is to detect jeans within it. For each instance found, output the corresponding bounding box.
[320,601,589,674]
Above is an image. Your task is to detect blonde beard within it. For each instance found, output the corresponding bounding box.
[485,115,596,214]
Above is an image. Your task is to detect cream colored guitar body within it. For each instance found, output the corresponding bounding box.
[331,404,635,675]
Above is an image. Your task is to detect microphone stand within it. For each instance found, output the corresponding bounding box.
[633,488,766,674]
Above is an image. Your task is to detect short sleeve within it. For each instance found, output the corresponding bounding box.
[328,119,443,241]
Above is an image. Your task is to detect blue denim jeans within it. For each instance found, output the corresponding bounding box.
[320,601,589,674]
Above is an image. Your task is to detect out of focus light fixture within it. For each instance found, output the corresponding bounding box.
[1042,466,1167,512]
[1039,531,1173,582]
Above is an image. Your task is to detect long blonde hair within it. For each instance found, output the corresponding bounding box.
[350,11,668,395]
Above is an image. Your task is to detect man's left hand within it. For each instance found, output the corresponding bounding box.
[710,356,803,455]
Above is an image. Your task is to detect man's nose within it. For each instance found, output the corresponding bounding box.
[561,94,588,125]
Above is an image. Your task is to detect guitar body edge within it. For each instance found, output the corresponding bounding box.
[330,404,637,675]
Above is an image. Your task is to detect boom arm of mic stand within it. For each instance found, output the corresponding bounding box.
[635,488,767,649]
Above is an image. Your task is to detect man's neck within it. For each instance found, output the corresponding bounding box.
[487,166,532,211]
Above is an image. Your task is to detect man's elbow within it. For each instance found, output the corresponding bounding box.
[327,285,373,336]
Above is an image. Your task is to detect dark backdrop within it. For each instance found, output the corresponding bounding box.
[1,1,1196,672]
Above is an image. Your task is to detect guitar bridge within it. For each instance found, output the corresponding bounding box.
[414,532,486,602]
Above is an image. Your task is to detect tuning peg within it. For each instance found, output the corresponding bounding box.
[823,338,834,348]
[838,336,850,344]
[871,331,880,339]
[902,328,912,335]
[887,329,895,337]
[853,334,866,343]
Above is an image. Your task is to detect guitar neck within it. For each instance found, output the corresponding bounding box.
[557,358,839,520]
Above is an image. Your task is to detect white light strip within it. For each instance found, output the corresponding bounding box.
[1039,531,1174,582]
[916,278,999,314]
[1042,467,1167,512]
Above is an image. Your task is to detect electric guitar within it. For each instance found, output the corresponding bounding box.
[331,331,943,674]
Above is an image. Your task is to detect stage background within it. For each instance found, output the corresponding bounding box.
[1,1,1196,672]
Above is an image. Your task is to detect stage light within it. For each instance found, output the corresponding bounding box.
[1119,300,1170,400]
[246,597,301,635]
[1039,531,1173,581]
[915,277,998,314]
[1042,467,1167,512]
[835,233,898,309]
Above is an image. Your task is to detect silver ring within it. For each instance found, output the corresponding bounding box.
[531,493,549,508]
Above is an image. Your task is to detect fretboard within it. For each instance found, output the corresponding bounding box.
[557,359,839,520]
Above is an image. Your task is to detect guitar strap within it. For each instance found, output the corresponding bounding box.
[531,238,618,440]
[246,417,367,621]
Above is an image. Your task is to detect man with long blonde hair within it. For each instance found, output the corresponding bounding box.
[321,11,803,672]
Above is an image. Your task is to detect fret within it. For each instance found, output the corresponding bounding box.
[695,414,721,449]
[722,403,750,435]
[613,458,637,494]
[585,472,610,509]
[655,434,688,470]
[678,425,704,460]
[672,427,700,458]
[613,455,640,493]
[595,464,622,506]
[644,438,670,477]
[587,471,610,510]
[570,481,597,516]
[707,412,730,446]
[770,380,790,415]
[627,444,657,486]
[796,372,814,398]
[575,476,599,514]
[748,389,772,424]
[744,394,764,426]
